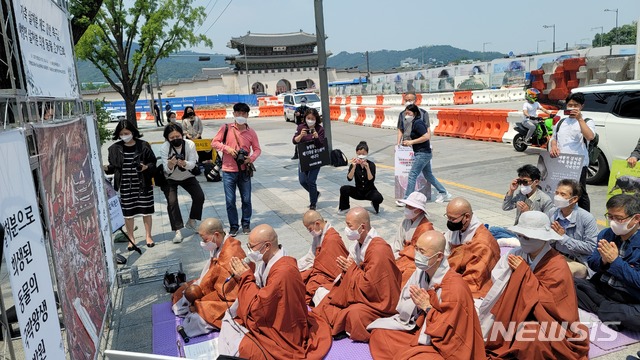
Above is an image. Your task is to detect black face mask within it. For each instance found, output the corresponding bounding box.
[170,138,183,148]
[446,219,464,232]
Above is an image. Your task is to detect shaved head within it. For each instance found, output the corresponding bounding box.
[346,207,370,226]
[199,218,224,235]
[446,197,472,216]
[303,210,324,226]
[416,230,446,255]
[249,224,278,246]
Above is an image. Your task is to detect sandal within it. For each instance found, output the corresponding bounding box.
[127,245,135,251]
[146,239,155,248]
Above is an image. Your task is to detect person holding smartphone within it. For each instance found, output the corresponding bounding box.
[293,108,325,210]
[338,141,384,214]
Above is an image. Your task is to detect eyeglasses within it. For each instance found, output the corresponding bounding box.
[246,242,266,251]
[443,213,467,222]
[517,178,533,186]
[604,213,636,222]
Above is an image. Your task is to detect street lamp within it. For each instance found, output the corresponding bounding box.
[482,42,491,53]
[543,24,556,52]
[591,26,604,47]
[604,8,619,45]
[242,41,251,94]
[536,39,546,53]
[362,51,370,84]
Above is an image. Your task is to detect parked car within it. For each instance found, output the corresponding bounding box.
[283,92,322,122]
[107,109,127,123]
[570,81,640,184]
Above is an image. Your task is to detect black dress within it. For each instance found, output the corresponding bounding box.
[119,144,155,217]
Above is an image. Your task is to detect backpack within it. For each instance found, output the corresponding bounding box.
[330,149,348,167]
[555,117,600,164]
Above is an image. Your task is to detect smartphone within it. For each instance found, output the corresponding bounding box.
[564,109,573,116]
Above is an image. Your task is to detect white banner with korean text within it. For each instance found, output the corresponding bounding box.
[0,129,65,359]
[394,145,431,201]
[11,0,78,98]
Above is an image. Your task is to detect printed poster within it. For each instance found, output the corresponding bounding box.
[537,152,584,198]
[607,159,640,200]
[395,145,431,200]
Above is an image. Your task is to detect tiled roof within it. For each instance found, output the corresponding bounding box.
[229,31,317,48]
[227,53,320,64]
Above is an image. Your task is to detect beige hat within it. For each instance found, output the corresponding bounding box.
[508,211,563,241]
[398,192,429,216]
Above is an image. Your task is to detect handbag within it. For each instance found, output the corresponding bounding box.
[163,270,187,293]
[154,164,168,187]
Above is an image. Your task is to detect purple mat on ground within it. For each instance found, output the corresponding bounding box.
[324,338,372,360]
[152,302,219,357]
[588,343,609,358]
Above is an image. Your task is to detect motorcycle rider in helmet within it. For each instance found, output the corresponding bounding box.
[522,88,552,144]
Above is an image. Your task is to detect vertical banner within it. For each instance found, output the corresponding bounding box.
[11,0,78,98]
[394,145,431,200]
[34,119,109,360]
[85,115,116,281]
[0,129,65,359]
[536,152,584,198]
[607,159,640,200]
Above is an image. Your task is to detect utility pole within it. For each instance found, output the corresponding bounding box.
[605,9,619,45]
[243,42,251,94]
[365,50,370,84]
[543,24,556,52]
[591,27,604,47]
[482,42,491,53]
[314,0,332,151]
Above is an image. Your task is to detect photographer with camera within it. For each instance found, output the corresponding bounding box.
[211,103,261,237]
[159,124,205,243]
[105,120,158,249]
[291,97,310,160]
[293,108,325,210]
[338,141,384,214]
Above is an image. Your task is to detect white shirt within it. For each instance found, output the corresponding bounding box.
[553,117,596,167]
[159,139,199,181]
[523,101,541,119]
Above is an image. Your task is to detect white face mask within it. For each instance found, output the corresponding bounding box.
[414,251,440,272]
[404,208,422,219]
[610,217,636,236]
[405,101,414,106]
[344,225,362,241]
[200,240,217,254]
[519,236,546,255]
[246,244,266,263]
[520,185,533,195]
[306,120,316,127]
[553,194,572,209]
[404,115,414,122]
[235,116,247,125]
[120,134,133,143]
[308,223,323,237]
[357,155,367,160]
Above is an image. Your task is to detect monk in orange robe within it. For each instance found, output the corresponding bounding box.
[443,197,500,298]
[218,224,332,360]
[313,207,402,342]
[298,210,349,306]
[369,230,486,360]
[393,192,434,287]
[171,218,246,336]
[478,211,590,359]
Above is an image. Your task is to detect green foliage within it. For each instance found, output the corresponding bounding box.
[93,99,112,145]
[74,0,212,125]
[593,22,638,46]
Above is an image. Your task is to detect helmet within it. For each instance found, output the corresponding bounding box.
[525,88,540,103]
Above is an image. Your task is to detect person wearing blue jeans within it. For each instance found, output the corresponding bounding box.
[222,171,252,234]
[293,108,325,210]
[399,104,451,205]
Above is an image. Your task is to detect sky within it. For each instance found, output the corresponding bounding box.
[189,0,640,56]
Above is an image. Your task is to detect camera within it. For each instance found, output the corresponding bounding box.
[236,148,249,167]
[173,153,185,161]
[135,162,143,171]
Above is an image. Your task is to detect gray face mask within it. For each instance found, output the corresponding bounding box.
[519,235,546,255]
[414,251,440,272]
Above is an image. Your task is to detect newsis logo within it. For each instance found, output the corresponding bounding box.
[488,321,620,342]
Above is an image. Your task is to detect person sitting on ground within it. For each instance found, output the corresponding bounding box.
[444,197,500,298]
[171,218,245,337]
[490,164,554,240]
[167,111,178,125]
[549,179,598,279]
[479,211,589,359]
[338,141,384,214]
[574,194,640,331]
[217,224,332,359]
[391,191,434,287]
[298,210,349,306]
[627,137,640,168]
[368,230,486,360]
[313,207,402,342]
[181,106,203,140]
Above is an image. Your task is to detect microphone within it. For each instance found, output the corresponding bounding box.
[177,325,190,343]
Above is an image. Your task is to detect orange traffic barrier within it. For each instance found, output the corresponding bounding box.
[474,110,510,142]
[343,107,351,123]
[355,96,362,105]
[345,96,352,105]
[373,108,385,128]
[257,105,283,117]
[329,105,341,121]
[354,107,366,126]
[457,110,480,139]
[334,96,343,105]
[211,109,227,119]
[434,109,461,137]
[415,94,423,105]
[453,91,473,105]
[376,95,384,105]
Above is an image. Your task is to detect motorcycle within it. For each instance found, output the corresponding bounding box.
[512,115,556,152]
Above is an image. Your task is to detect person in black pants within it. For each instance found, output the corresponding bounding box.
[338,141,384,214]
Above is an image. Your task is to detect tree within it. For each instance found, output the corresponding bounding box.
[75,0,212,126]
[593,22,638,47]
[69,0,104,45]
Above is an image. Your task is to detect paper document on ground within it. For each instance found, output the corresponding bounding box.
[184,338,218,359]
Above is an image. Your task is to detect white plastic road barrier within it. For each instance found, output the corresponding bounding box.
[249,108,260,118]
[438,93,454,106]
[363,107,376,127]
[508,88,525,102]
[502,111,522,143]
[361,95,378,105]
[226,109,234,118]
[381,107,403,129]
[383,94,403,106]
[338,105,348,122]
[423,93,440,106]
[490,89,509,103]
[425,109,439,131]
[471,90,491,104]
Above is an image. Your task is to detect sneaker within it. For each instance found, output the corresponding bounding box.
[337,208,349,215]
[185,219,197,231]
[242,226,251,235]
[229,228,239,237]
[309,205,316,210]
[395,200,406,207]
[172,229,183,243]
[435,193,453,203]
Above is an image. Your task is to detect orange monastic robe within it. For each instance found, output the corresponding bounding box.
[485,248,589,359]
[447,224,500,298]
[395,218,434,287]
[369,271,486,360]
[314,237,402,342]
[171,237,246,328]
[236,256,332,360]
[303,227,349,305]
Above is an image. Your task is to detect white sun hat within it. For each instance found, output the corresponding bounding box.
[507,211,563,241]
[397,192,429,216]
